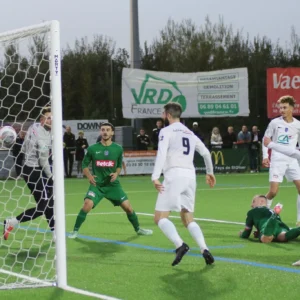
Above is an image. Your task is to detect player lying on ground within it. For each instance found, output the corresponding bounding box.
[69,122,152,239]
[4,107,55,242]
[239,195,300,243]
[262,96,300,225]
[152,102,216,266]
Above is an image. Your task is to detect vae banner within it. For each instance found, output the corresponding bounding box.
[122,68,249,118]
[267,68,300,118]
[194,148,249,173]
[121,150,156,175]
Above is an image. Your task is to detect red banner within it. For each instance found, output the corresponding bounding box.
[267,68,300,118]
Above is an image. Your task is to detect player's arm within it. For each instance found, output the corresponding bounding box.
[262,122,274,166]
[37,139,52,178]
[110,149,123,182]
[265,140,300,160]
[195,137,216,188]
[239,211,254,239]
[151,130,170,191]
[82,147,96,185]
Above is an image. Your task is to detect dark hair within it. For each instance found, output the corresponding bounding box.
[277,95,296,107]
[164,102,182,118]
[258,195,267,200]
[100,122,114,131]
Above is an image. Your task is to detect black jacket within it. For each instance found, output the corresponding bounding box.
[222,132,237,148]
[75,138,89,161]
[137,134,151,150]
[152,128,162,150]
[63,132,76,152]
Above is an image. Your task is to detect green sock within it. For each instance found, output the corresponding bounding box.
[263,215,277,236]
[285,227,300,241]
[73,209,88,232]
[127,211,140,232]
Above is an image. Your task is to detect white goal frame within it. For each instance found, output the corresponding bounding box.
[0,20,66,288]
[0,20,122,300]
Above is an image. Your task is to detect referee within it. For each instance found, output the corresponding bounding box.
[3,107,55,241]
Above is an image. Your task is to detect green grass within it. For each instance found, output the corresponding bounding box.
[1,173,300,300]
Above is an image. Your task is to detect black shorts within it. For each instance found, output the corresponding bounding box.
[22,165,53,203]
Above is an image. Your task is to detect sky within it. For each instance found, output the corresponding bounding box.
[1,0,300,54]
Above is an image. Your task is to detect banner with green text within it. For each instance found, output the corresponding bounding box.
[122,68,249,118]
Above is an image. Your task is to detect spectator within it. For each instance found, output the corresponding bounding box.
[249,126,263,173]
[237,125,251,145]
[222,126,237,148]
[136,128,151,150]
[210,127,223,147]
[63,126,76,178]
[12,130,26,178]
[75,131,89,178]
[192,122,205,143]
[152,119,163,150]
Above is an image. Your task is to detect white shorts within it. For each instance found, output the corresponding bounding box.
[155,176,196,212]
[269,161,300,183]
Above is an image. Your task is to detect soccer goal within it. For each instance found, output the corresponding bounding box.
[0,20,66,290]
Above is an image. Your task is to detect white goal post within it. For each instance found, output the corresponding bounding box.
[0,20,66,289]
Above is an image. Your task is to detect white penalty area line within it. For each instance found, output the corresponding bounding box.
[65,211,244,226]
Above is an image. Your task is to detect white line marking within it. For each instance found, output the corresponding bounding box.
[64,285,122,300]
[65,211,244,226]
[0,184,294,198]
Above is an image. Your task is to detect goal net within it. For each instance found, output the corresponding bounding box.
[0,21,66,289]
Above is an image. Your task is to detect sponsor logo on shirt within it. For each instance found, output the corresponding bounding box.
[96,160,115,167]
[88,191,95,197]
[277,135,291,144]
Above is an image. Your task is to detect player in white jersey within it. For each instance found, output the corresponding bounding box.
[262,96,300,224]
[264,136,300,266]
[3,107,55,241]
[151,102,216,266]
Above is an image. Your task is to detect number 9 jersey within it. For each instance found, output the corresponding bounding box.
[151,122,213,181]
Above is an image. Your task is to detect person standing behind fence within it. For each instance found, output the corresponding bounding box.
[249,126,263,173]
[152,119,163,150]
[136,128,151,150]
[75,131,89,178]
[63,126,76,178]
[12,130,26,178]
[222,126,237,149]
[210,127,223,148]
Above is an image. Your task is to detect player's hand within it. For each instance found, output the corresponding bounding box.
[262,158,270,168]
[263,137,272,147]
[206,174,216,188]
[153,179,164,193]
[88,175,97,186]
[110,173,118,182]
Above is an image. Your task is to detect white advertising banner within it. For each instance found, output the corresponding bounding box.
[63,119,108,147]
[121,151,156,175]
[122,67,249,118]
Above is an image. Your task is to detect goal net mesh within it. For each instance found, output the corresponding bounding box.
[0,23,56,289]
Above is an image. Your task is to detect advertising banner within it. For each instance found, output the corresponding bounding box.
[62,119,108,146]
[122,68,249,118]
[267,68,300,118]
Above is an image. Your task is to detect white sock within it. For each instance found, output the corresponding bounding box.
[297,194,300,222]
[158,218,183,248]
[9,217,19,226]
[266,198,273,208]
[187,222,208,253]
